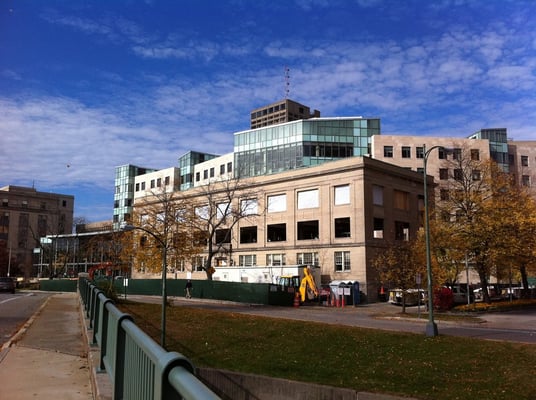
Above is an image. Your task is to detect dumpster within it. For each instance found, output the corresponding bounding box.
[329,280,355,307]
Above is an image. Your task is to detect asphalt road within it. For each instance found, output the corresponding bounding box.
[128,295,536,344]
[0,292,51,348]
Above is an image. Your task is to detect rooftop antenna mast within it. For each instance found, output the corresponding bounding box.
[284,66,290,99]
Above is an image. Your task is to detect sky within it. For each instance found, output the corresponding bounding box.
[1,0,535,224]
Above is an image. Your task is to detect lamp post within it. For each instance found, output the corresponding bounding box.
[122,223,168,348]
[422,144,446,337]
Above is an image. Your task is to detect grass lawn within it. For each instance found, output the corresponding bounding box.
[118,301,536,400]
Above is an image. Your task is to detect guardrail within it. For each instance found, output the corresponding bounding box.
[79,278,220,400]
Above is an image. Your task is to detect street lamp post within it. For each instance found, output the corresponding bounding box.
[422,144,445,337]
[122,224,168,348]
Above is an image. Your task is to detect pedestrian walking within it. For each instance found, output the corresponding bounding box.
[185,280,193,298]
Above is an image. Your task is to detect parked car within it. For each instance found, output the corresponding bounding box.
[447,285,474,304]
[0,277,16,294]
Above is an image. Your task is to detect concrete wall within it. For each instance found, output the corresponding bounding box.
[197,367,410,400]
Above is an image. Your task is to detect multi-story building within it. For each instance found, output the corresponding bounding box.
[135,156,426,301]
[250,99,320,129]
[235,116,380,178]
[468,128,509,172]
[508,141,536,188]
[133,167,181,200]
[113,164,157,229]
[125,98,536,294]
[0,185,74,277]
[178,151,220,191]
[193,153,234,187]
[371,132,536,192]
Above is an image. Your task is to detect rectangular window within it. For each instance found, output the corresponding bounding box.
[416,147,424,159]
[215,228,231,244]
[454,169,463,181]
[0,212,9,237]
[373,185,384,206]
[334,185,350,205]
[522,175,530,186]
[135,183,140,191]
[195,172,200,182]
[165,176,170,185]
[472,170,481,181]
[297,189,319,209]
[297,252,319,266]
[438,147,447,159]
[373,217,384,238]
[393,190,409,210]
[217,202,230,219]
[440,189,449,201]
[203,170,208,179]
[334,251,351,272]
[439,168,449,180]
[267,194,286,212]
[210,167,215,178]
[471,149,480,161]
[192,256,206,272]
[241,199,258,215]
[195,205,209,220]
[383,146,393,158]
[141,182,146,190]
[37,215,47,237]
[521,156,529,167]
[266,253,286,266]
[227,162,233,173]
[395,221,410,241]
[157,178,161,187]
[452,148,462,160]
[334,217,351,238]
[150,179,155,189]
[267,223,286,242]
[240,226,257,243]
[297,220,319,240]
[401,146,411,158]
[220,164,225,175]
[239,254,257,266]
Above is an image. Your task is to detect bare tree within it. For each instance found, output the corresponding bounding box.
[128,187,204,277]
[188,177,262,279]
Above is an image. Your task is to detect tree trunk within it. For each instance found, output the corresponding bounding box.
[477,267,491,304]
[520,264,530,299]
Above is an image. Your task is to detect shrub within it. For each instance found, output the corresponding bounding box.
[434,286,454,311]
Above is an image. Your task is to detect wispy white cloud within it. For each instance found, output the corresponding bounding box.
[4,1,535,222]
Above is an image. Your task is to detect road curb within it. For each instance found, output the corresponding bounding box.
[0,293,52,354]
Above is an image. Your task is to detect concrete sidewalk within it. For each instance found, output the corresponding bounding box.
[0,292,94,400]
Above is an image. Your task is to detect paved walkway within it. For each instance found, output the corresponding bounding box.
[0,292,94,400]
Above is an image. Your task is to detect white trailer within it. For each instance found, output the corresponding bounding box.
[212,265,320,285]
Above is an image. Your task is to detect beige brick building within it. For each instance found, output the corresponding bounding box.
[508,141,536,189]
[0,185,74,277]
[134,156,427,302]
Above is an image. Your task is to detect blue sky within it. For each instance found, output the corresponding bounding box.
[1,0,535,224]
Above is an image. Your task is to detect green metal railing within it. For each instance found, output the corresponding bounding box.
[79,278,220,400]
